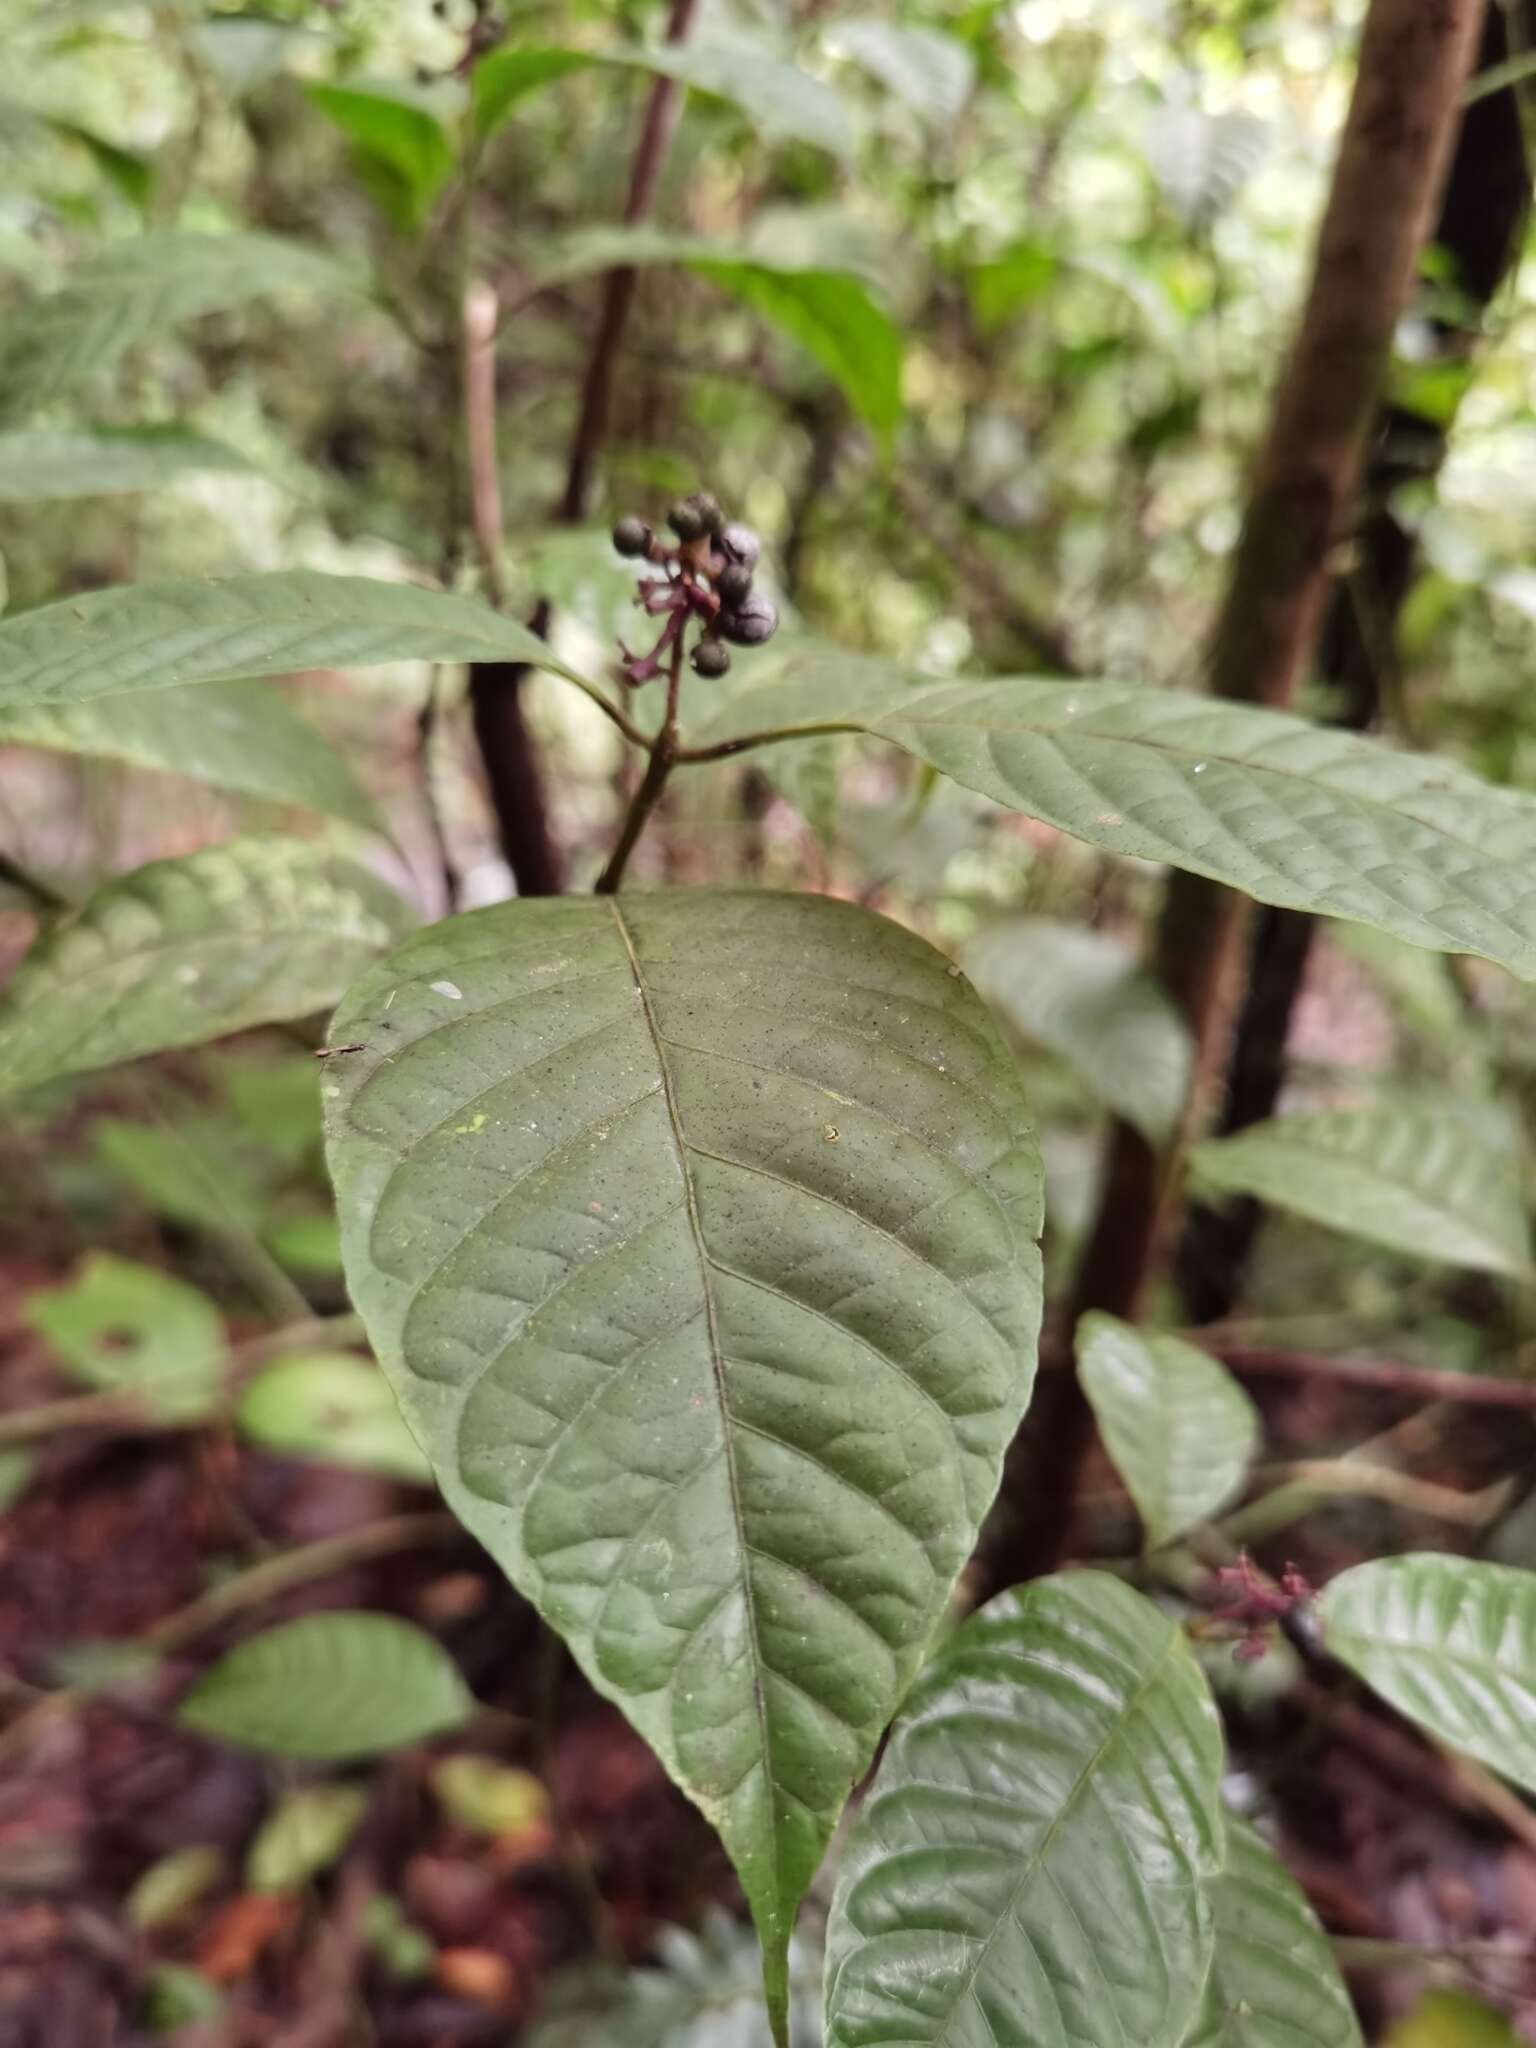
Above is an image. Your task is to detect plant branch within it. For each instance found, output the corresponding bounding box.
[1203,1339,1536,1410]
[594,637,686,892]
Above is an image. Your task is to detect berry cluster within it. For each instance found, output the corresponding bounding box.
[612,493,778,687]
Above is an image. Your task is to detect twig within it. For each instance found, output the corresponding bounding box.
[1222,1460,1511,1543]
[594,635,686,892]
[1202,1340,1536,1410]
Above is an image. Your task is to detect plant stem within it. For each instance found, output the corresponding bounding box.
[1201,1339,1536,1410]
[594,639,685,893]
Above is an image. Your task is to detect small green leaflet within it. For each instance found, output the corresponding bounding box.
[306,81,457,231]
[1077,1312,1258,1548]
[26,1253,225,1421]
[1320,1554,1536,1796]
[246,1784,369,1892]
[0,836,412,1093]
[179,1612,473,1760]
[474,32,853,158]
[1190,1103,1532,1278]
[0,427,251,501]
[236,1352,434,1485]
[324,889,1043,2044]
[1182,1814,1362,2047]
[823,1571,1226,2048]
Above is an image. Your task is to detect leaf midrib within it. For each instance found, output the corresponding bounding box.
[604,899,779,1876]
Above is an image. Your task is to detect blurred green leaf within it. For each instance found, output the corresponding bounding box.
[0,837,412,1094]
[0,427,250,501]
[967,239,1060,334]
[306,81,456,232]
[431,1756,549,1837]
[1382,1993,1518,2047]
[222,1055,325,1166]
[42,116,154,209]
[0,1448,34,1513]
[265,1210,344,1278]
[179,1612,474,1760]
[236,1351,433,1483]
[27,1252,224,1420]
[964,916,1192,1142]
[246,1782,369,1893]
[827,20,975,126]
[362,1894,435,1982]
[1191,1104,1531,1277]
[141,1964,225,2031]
[1077,1313,1259,1548]
[95,1116,272,1236]
[126,1845,224,1932]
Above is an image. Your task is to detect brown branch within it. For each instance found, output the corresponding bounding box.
[1204,1340,1536,1411]
[983,0,1488,1595]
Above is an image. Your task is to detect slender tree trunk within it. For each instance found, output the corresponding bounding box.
[467,0,698,897]
[982,0,1488,1592]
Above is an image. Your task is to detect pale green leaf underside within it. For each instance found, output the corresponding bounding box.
[323,890,1043,2018]
[1320,1554,1536,1795]
[823,1570,1225,2048]
[963,916,1192,1142]
[0,427,253,500]
[1182,1815,1362,2048]
[687,658,1536,979]
[0,836,411,1093]
[1077,1313,1258,1549]
[0,679,378,826]
[1190,1105,1532,1278]
[178,1612,473,1760]
[0,232,357,422]
[0,571,581,712]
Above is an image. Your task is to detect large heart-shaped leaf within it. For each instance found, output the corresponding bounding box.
[1077,1312,1259,1548]
[0,571,581,713]
[323,890,1043,2036]
[688,657,1536,980]
[963,916,1192,1141]
[179,1612,473,1760]
[823,1570,1225,2048]
[0,232,357,422]
[1190,1104,1532,1277]
[1182,1814,1362,2047]
[0,427,252,501]
[0,679,378,826]
[1320,1554,1536,1794]
[0,836,411,1092]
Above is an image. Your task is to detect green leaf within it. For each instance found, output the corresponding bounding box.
[531,229,900,441]
[26,1252,225,1421]
[0,427,251,501]
[95,1114,272,1236]
[0,1448,34,1512]
[179,1612,473,1760]
[963,916,1192,1142]
[306,81,456,231]
[686,658,1536,980]
[246,1783,369,1892]
[126,1845,224,1932]
[236,1352,434,1484]
[42,117,155,210]
[823,1570,1225,2048]
[0,836,412,1094]
[1190,1104,1532,1278]
[1319,1554,1536,1795]
[475,32,853,157]
[265,1210,344,1277]
[1183,1814,1362,2047]
[1383,1992,1518,2048]
[0,679,379,827]
[430,1755,549,1837]
[826,20,975,127]
[0,232,356,423]
[324,890,1043,2035]
[141,1965,225,2031]
[0,570,581,713]
[1077,1313,1259,1548]
[222,1054,325,1164]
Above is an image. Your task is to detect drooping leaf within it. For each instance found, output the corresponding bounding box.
[0,678,379,827]
[1142,103,1269,229]
[1077,1312,1258,1548]
[826,20,975,127]
[475,33,853,157]
[686,657,1536,980]
[0,570,582,713]
[246,1783,370,1892]
[0,232,357,423]
[963,916,1192,1141]
[324,890,1043,2035]
[823,1570,1225,2048]
[1182,1814,1362,2047]
[0,836,412,1094]
[95,1114,272,1236]
[236,1352,433,1484]
[1190,1104,1532,1277]
[179,1612,473,1760]
[1319,1554,1536,1795]
[532,227,900,440]
[0,427,251,501]
[26,1252,225,1421]
[306,81,456,230]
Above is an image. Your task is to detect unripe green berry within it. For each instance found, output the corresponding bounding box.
[720,592,778,646]
[668,499,706,541]
[718,522,761,569]
[691,636,732,678]
[688,490,726,536]
[716,561,753,606]
[612,515,652,558]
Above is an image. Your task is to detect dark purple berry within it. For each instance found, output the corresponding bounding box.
[691,636,732,678]
[612,515,652,558]
[718,522,761,569]
[687,491,726,536]
[719,592,778,646]
[668,498,706,541]
[716,561,753,606]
